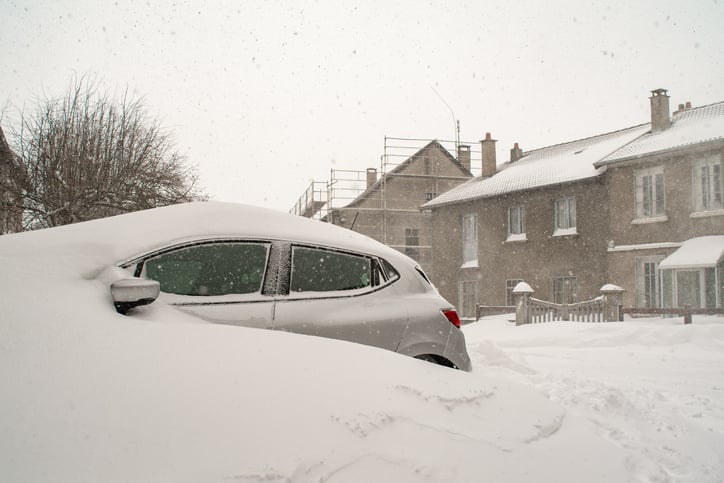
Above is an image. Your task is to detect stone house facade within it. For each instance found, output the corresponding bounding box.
[596,92,724,310]
[423,90,724,317]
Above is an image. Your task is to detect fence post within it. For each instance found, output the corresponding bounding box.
[684,304,692,325]
[600,284,625,322]
[513,281,535,326]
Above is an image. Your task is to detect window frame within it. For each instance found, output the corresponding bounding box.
[404,227,420,259]
[458,279,478,319]
[462,213,478,264]
[634,255,665,308]
[634,166,666,221]
[551,275,578,304]
[553,196,577,236]
[661,266,719,309]
[692,155,723,213]
[507,205,526,241]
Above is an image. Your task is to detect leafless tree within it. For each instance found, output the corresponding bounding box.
[2,76,205,230]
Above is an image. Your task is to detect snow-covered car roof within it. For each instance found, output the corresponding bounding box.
[0,202,407,275]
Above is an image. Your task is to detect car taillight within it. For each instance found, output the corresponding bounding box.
[442,309,461,328]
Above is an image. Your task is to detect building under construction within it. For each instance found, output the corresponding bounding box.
[290,136,478,278]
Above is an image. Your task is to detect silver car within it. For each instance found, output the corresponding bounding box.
[109,202,471,371]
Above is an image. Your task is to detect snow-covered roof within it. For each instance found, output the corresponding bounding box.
[658,236,724,269]
[423,124,649,208]
[597,101,724,166]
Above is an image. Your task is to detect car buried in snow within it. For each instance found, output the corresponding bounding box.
[103,202,471,371]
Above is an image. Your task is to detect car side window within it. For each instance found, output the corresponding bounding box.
[143,242,270,296]
[290,247,373,293]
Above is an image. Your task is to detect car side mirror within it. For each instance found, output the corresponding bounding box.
[111,278,160,315]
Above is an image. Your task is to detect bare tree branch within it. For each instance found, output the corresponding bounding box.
[2,74,205,231]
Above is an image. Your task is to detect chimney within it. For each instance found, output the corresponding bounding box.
[510,142,523,162]
[457,144,471,171]
[675,101,693,115]
[366,168,377,188]
[650,88,671,132]
[480,132,497,177]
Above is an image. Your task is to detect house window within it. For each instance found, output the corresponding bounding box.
[635,167,666,219]
[459,280,478,318]
[661,267,718,309]
[635,256,665,308]
[551,276,578,304]
[404,228,420,259]
[425,192,437,201]
[462,213,478,264]
[506,279,523,306]
[693,155,723,212]
[507,205,526,240]
[554,197,576,235]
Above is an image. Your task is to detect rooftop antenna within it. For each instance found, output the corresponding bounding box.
[431,86,459,151]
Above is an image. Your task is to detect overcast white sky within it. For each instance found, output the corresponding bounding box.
[2,0,723,212]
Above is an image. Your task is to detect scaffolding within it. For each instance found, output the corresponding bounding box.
[289,136,482,224]
[290,181,328,219]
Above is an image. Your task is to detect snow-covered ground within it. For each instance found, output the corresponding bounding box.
[466,316,724,482]
[2,207,723,482]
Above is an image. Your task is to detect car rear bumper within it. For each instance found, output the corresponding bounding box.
[444,328,472,372]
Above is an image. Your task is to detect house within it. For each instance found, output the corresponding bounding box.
[291,139,474,278]
[0,125,23,234]
[423,89,724,317]
[595,90,724,310]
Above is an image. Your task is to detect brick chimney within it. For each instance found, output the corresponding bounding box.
[457,144,471,171]
[480,132,497,177]
[510,142,523,162]
[650,88,671,132]
[366,168,377,188]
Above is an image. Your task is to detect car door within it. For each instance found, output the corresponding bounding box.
[271,244,409,351]
[135,240,276,328]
